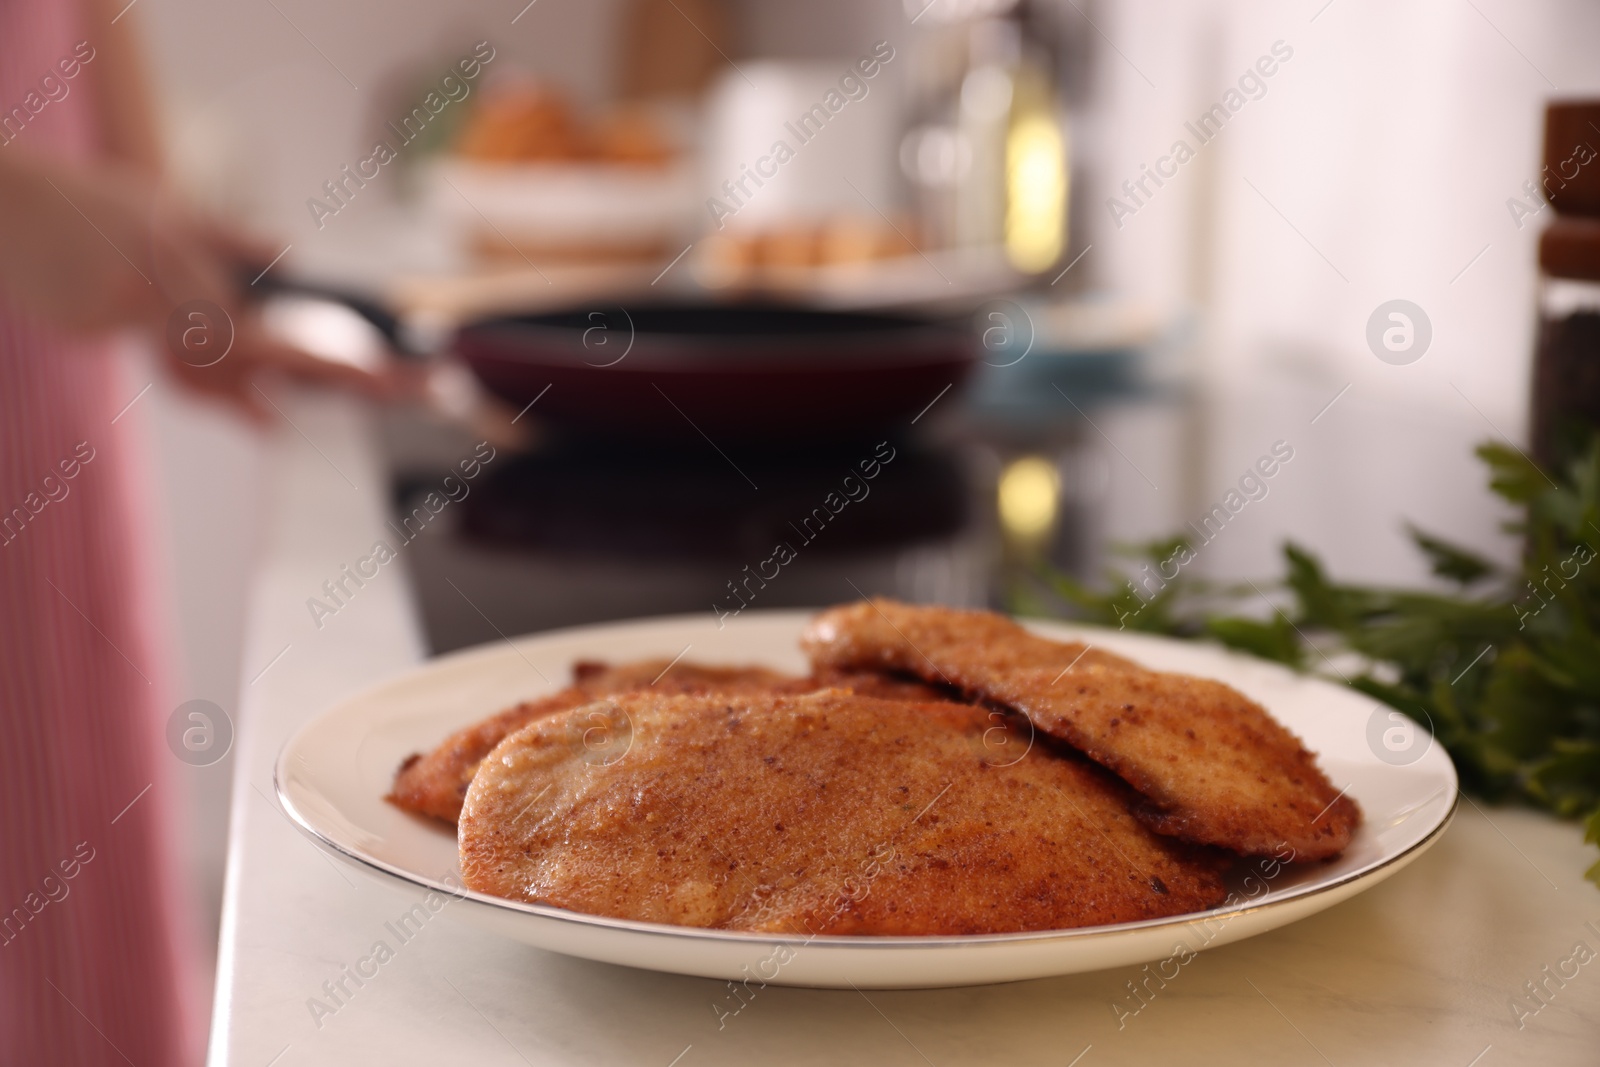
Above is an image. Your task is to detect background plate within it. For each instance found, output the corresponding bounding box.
[276,609,1457,989]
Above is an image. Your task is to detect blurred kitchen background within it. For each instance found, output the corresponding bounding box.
[115,0,1600,1008]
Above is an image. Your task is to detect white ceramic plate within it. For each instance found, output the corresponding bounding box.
[276,610,1457,989]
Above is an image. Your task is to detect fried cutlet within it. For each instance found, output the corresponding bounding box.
[801,600,1359,860]
[459,689,1229,934]
[388,658,954,824]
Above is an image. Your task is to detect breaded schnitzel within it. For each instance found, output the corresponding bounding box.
[388,658,951,824]
[459,689,1229,934]
[801,600,1358,860]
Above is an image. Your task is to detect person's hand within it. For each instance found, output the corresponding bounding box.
[0,150,408,422]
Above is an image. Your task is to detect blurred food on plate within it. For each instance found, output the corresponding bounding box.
[427,83,692,265]
[697,215,922,287]
[455,86,675,167]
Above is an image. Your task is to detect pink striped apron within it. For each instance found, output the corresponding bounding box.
[1,1,202,1063]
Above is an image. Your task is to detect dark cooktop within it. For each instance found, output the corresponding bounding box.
[445,434,969,562]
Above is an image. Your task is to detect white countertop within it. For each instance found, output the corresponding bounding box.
[210,393,1600,1066]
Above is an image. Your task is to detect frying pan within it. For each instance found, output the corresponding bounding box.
[249,275,977,442]
[457,302,975,441]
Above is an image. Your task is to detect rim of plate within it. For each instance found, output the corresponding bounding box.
[274,610,1460,949]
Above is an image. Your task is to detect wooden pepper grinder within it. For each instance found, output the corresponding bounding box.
[1531,100,1600,469]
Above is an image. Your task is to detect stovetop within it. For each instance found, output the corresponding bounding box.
[384,421,991,653]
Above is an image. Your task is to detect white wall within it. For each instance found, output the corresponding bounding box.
[140,0,627,234]
[1080,0,1600,584]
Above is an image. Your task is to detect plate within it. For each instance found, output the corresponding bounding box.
[275,610,1457,989]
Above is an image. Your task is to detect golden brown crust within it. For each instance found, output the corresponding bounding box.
[459,689,1229,934]
[387,660,959,824]
[801,600,1359,860]
[387,660,797,824]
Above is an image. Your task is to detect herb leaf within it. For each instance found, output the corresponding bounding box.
[1409,526,1498,585]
